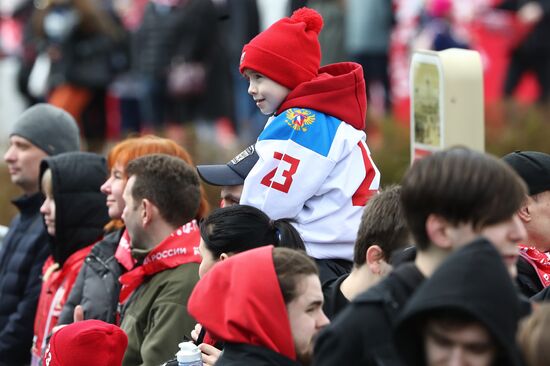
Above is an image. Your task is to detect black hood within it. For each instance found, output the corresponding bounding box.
[394,238,523,366]
[40,152,109,266]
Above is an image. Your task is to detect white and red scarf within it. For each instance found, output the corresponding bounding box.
[118,220,201,304]
[519,244,550,288]
[114,229,136,271]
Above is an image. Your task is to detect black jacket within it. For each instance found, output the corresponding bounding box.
[217,344,300,366]
[162,343,299,366]
[0,193,49,365]
[516,255,544,297]
[58,228,125,325]
[322,274,349,320]
[394,238,524,366]
[314,263,425,366]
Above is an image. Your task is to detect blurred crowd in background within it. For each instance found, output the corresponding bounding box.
[0,0,548,153]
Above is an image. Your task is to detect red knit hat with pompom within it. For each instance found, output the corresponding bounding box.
[239,7,323,89]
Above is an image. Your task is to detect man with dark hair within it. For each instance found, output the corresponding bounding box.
[395,239,523,366]
[197,145,258,207]
[502,151,550,297]
[314,147,528,365]
[118,154,202,366]
[322,185,410,319]
[189,246,329,366]
[0,103,80,365]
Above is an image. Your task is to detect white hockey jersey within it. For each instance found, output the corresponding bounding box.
[241,62,381,260]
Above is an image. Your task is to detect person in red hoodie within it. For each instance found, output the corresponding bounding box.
[31,152,110,365]
[238,7,381,283]
[189,246,329,366]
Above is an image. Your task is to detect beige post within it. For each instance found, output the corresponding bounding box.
[410,48,484,162]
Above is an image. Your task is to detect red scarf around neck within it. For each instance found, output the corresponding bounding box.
[519,244,550,287]
[118,220,201,304]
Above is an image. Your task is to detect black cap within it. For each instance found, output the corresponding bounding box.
[197,145,259,186]
[502,151,550,196]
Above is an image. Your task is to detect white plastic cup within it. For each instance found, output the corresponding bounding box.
[176,341,203,366]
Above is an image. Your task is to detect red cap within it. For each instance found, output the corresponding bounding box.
[240,7,323,89]
[44,320,128,366]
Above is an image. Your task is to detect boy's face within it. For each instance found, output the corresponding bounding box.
[244,69,290,115]
[447,214,527,277]
[424,319,496,366]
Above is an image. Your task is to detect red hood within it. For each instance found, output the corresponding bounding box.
[188,246,296,360]
[277,62,367,130]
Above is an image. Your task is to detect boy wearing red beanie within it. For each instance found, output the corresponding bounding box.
[239,7,381,282]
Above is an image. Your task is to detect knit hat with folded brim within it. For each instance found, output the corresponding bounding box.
[10,103,80,156]
[45,319,128,366]
[239,7,323,90]
[502,151,550,196]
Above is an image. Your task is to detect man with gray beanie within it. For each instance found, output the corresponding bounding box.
[503,150,550,298]
[0,103,80,365]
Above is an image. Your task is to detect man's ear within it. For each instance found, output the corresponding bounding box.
[426,214,453,250]
[219,253,229,261]
[517,200,531,223]
[366,245,385,275]
[141,199,156,226]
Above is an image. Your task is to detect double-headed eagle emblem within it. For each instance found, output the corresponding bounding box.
[285,109,315,132]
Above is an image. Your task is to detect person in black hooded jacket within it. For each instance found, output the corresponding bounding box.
[394,238,524,366]
[31,151,109,364]
[313,147,528,366]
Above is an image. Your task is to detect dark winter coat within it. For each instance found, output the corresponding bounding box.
[58,228,125,325]
[516,255,544,297]
[217,344,300,366]
[394,238,524,366]
[313,263,425,366]
[0,193,49,365]
[322,273,349,320]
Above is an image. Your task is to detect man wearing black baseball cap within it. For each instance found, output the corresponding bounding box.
[503,150,550,297]
[197,145,258,207]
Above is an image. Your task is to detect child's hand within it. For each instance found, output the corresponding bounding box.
[198,343,221,366]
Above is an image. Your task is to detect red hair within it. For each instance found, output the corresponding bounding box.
[105,135,210,230]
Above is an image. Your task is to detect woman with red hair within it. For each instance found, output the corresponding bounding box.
[57,135,209,326]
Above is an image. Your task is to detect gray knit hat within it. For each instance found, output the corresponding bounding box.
[10,103,80,156]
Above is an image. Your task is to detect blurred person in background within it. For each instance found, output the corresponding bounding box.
[344,0,394,117]
[129,0,233,147]
[497,0,550,107]
[28,0,127,150]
